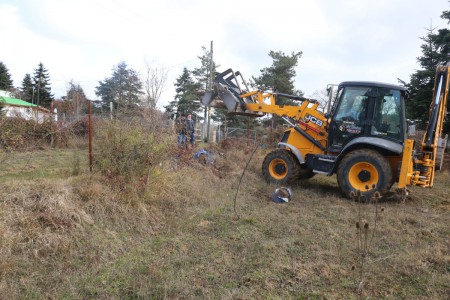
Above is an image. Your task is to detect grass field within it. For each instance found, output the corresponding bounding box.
[0,146,449,299]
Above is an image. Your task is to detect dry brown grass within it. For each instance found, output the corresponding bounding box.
[0,139,449,299]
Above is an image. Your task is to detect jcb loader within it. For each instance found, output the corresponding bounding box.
[201,65,449,199]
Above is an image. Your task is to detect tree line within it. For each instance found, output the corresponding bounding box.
[1,6,449,131]
[400,9,450,131]
[0,62,54,108]
[164,47,304,128]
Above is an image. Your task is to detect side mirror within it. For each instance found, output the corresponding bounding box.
[406,119,416,137]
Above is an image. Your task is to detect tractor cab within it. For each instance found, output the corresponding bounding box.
[328,82,408,154]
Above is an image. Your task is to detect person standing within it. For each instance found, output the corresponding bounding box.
[185,114,195,146]
[176,114,187,147]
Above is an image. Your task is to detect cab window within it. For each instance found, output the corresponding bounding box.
[329,87,370,149]
[334,87,370,125]
[371,89,402,140]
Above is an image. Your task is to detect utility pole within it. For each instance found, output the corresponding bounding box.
[75,91,79,120]
[206,40,213,143]
[36,75,41,123]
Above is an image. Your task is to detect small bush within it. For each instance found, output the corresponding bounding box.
[0,118,52,150]
[94,119,172,193]
[0,117,91,150]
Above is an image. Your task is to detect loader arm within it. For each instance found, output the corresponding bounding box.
[201,68,328,139]
[398,64,450,190]
[241,90,325,126]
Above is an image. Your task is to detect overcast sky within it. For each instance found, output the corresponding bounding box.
[1,0,449,108]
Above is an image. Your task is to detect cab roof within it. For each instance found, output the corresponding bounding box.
[339,81,407,91]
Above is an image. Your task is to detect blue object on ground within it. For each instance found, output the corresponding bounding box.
[272,187,292,203]
[194,149,209,159]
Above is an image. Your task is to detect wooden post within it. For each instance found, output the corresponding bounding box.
[50,101,54,147]
[89,101,93,172]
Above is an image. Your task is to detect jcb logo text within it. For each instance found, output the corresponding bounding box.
[305,114,323,127]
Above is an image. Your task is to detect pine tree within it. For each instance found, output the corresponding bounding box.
[0,61,13,91]
[192,46,217,93]
[253,50,303,105]
[401,10,450,130]
[21,73,34,103]
[192,46,214,121]
[402,27,438,124]
[32,62,54,108]
[252,50,304,127]
[192,46,227,128]
[433,10,450,65]
[166,68,201,118]
[436,9,450,132]
[95,61,143,110]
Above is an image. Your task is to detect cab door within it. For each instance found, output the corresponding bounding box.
[370,88,404,142]
[328,86,372,152]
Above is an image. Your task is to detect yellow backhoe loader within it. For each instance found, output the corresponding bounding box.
[201,64,449,199]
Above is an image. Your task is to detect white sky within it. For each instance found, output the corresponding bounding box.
[1,0,449,108]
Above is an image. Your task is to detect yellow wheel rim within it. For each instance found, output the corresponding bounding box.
[269,158,288,180]
[348,162,379,191]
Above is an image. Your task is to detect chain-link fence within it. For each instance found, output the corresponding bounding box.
[223,127,257,145]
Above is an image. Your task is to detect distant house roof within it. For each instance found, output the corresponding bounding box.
[0,96,38,107]
[0,96,51,113]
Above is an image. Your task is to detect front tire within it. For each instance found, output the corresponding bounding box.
[337,149,392,199]
[262,149,300,184]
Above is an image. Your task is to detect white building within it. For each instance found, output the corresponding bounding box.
[0,90,51,123]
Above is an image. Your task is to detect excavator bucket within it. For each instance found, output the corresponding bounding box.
[201,68,263,116]
[201,90,217,107]
[216,83,240,112]
[201,85,240,112]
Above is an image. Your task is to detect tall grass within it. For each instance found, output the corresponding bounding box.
[0,116,449,298]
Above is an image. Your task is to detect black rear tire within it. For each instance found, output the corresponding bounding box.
[337,149,392,200]
[262,149,300,184]
[285,151,315,180]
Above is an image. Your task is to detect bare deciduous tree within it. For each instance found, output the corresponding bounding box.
[142,60,168,109]
[311,86,338,114]
[66,80,87,119]
[310,88,329,113]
